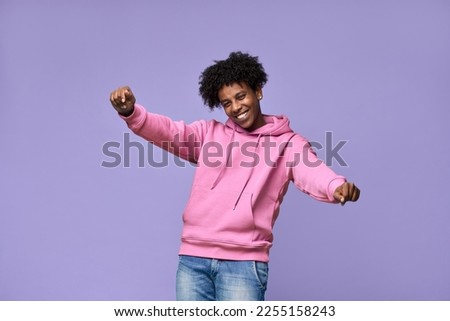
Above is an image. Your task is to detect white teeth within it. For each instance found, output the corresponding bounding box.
[237,111,248,119]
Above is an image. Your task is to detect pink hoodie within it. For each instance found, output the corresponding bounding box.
[121,104,346,262]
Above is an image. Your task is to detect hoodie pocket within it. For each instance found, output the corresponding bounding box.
[182,184,256,245]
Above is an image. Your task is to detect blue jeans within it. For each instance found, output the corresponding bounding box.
[176,255,269,301]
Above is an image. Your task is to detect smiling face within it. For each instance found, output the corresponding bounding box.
[218,82,265,132]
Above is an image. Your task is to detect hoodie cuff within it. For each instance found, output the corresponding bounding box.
[327,177,347,202]
[118,104,148,130]
[118,104,139,120]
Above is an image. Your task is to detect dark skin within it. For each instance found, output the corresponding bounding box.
[110,86,135,117]
[218,82,265,132]
[110,86,360,205]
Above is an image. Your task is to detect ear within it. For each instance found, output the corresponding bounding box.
[255,87,263,100]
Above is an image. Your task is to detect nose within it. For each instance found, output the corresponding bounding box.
[231,100,242,115]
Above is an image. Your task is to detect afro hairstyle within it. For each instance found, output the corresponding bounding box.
[198,51,268,110]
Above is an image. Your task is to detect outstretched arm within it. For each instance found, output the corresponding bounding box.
[109,85,207,163]
[287,135,360,205]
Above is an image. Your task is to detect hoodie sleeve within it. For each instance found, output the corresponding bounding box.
[119,104,207,163]
[286,134,346,203]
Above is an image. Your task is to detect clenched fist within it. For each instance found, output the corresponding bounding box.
[333,182,360,205]
[110,86,136,117]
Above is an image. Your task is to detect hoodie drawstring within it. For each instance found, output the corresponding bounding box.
[209,114,295,210]
[211,128,235,190]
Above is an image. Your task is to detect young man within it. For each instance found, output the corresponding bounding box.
[109,52,360,301]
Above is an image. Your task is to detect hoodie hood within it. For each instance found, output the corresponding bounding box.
[212,115,296,208]
[225,114,294,136]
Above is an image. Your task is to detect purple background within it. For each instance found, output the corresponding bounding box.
[1,0,449,300]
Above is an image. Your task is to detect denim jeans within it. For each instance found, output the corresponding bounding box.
[176,255,269,301]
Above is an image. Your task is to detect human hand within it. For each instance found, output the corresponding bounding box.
[333,182,360,205]
[110,86,136,116]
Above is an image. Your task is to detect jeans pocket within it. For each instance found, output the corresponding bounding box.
[252,261,269,289]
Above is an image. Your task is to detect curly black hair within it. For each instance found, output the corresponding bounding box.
[198,51,268,110]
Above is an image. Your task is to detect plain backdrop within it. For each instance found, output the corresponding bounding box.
[1,0,449,300]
